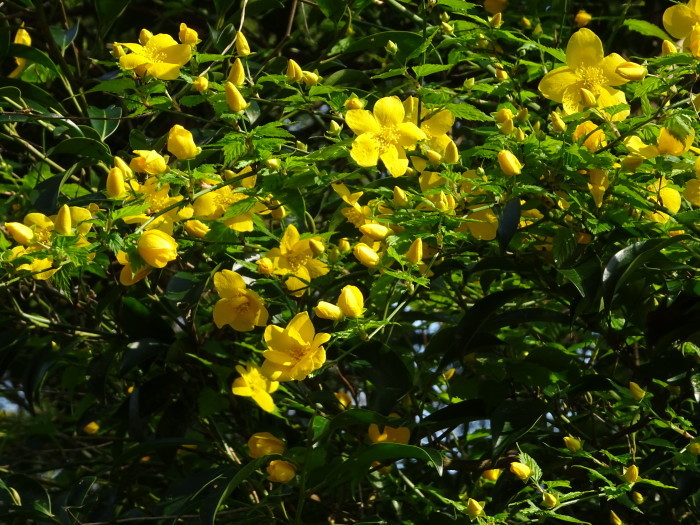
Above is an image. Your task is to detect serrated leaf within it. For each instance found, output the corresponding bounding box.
[624,19,672,41]
[446,102,489,121]
[412,64,452,78]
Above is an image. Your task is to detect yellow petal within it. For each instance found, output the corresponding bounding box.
[214,269,247,298]
[346,110,380,135]
[538,67,579,104]
[373,96,404,127]
[287,312,315,345]
[145,33,179,50]
[597,87,629,122]
[252,390,276,412]
[684,179,700,206]
[599,53,628,86]
[380,147,409,177]
[120,53,150,69]
[421,109,454,136]
[146,62,182,80]
[161,44,192,66]
[566,28,604,69]
[351,134,380,167]
[397,122,426,148]
[663,4,700,39]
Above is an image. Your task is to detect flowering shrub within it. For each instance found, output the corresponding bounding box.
[3,0,700,523]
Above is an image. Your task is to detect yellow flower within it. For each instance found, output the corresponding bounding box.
[184,219,210,238]
[346,96,426,177]
[5,222,34,245]
[232,363,279,412]
[193,75,208,92]
[563,436,582,453]
[167,124,200,160]
[267,460,296,482]
[261,312,331,381]
[465,208,499,240]
[228,57,245,86]
[118,33,191,80]
[662,40,677,56]
[466,498,485,517]
[498,150,523,175]
[610,510,623,525]
[402,97,456,157]
[543,493,559,508]
[17,256,58,280]
[236,31,251,56]
[212,270,269,331]
[286,59,303,81]
[645,178,681,224]
[406,238,424,264]
[368,415,410,444]
[354,243,381,268]
[656,127,694,156]
[9,24,31,79]
[337,285,364,318]
[137,229,178,268]
[83,422,100,435]
[225,82,248,111]
[481,468,502,481]
[335,391,353,409]
[510,461,531,480]
[629,381,647,401]
[574,121,607,152]
[130,150,168,175]
[248,432,285,458]
[106,167,126,198]
[314,301,344,321]
[116,250,151,286]
[574,9,592,27]
[663,0,700,40]
[178,23,198,45]
[624,465,639,483]
[538,28,637,122]
[266,224,329,297]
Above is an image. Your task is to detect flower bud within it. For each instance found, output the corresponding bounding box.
[5,222,34,245]
[629,381,646,401]
[55,204,72,235]
[112,43,126,58]
[354,243,380,268]
[426,149,442,164]
[184,219,210,238]
[542,493,559,508]
[235,31,250,56]
[393,186,409,207]
[514,128,526,142]
[689,442,700,455]
[225,82,248,112]
[329,120,342,135]
[286,59,303,82]
[193,76,208,92]
[405,238,424,264]
[515,108,528,122]
[610,510,622,525]
[302,71,320,86]
[309,239,325,256]
[551,111,566,132]
[265,158,281,170]
[490,12,502,28]
[167,124,200,160]
[106,167,126,198]
[574,9,591,27]
[228,57,245,86]
[137,229,178,268]
[573,121,606,152]
[83,421,100,434]
[624,465,639,484]
[631,491,644,505]
[521,17,532,29]
[267,460,296,482]
[257,257,275,274]
[498,150,523,176]
[359,223,391,240]
[248,432,285,458]
[443,140,459,163]
[580,87,597,107]
[386,40,399,54]
[563,436,581,453]
[314,301,344,320]
[335,391,352,409]
[337,285,364,318]
[179,23,198,45]
[345,97,364,110]
[466,498,485,517]
[441,22,454,33]
[463,77,475,88]
[139,28,153,45]
[114,156,133,180]
[509,461,531,480]
[616,62,647,81]
[130,150,168,175]
[533,23,543,35]
[661,40,677,56]
[481,468,502,481]
[495,67,508,81]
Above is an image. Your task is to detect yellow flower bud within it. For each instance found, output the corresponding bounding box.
[114,156,133,180]
[306,239,323,257]
[533,23,543,35]
[139,28,153,45]
[689,442,700,455]
[112,43,126,58]
[621,155,643,170]
[354,243,380,268]
[406,238,423,264]
[55,204,72,235]
[514,128,526,142]
[573,121,606,152]
[248,432,285,458]
[516,108,528,122]
[616,62,646,81]
[610,510,622,525]
[661,40,677,56]
[337,285,364,318]
[329,120,342,135]
[494,107,513,123]
[286,59,303,82]
[574,9,592,27]
[178,23,198,45]
[345,97,365,110]
[338,238,351,252]
[393,186,409,207]
[302,71,320,86]
[386,40,399,54]
[499,118,515,135]
[335,391,352,409]
[137,229,178,268]
[629,381,646,401]
[490,12,502,28]
[359,223,391,241]
[225,82,248,112]
[441,22,454,33]
[265,158,281,170]
[542,493,559,508]
[481,468,502,481]
[623,465,639,484]
[631,491,644,505]
[521,16,532,29]
[235,31,250,56]
[267,459,296,482]
[5,222,34,245]
[257,257,275,274]
[466,498,485,517]
[130,150,168,175]
[314,301,344,320]
[498,150,523,176]
[425,149,442,164]
[167,124,200,160]
[579,87,597,107]
[551,111,566,133]
[184,219,210,238]
[83,421,100,434]
[228,57,245,86]
[193,76,209,92]
[495,67,508,81]
[509,461,531,480]
[563,436,581,453]
[443,140,459,163]
[106,167,126,199]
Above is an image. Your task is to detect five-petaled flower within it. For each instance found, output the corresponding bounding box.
[266,224,328,296]
[346,96,426,177]
[538,28,640,122]
[232,363,279,412]
[261,312,330,381]
[212,270,269,331]
[663,0,700,40]
[118,33,191,80]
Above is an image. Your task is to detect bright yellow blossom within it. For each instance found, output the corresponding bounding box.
[118,33,191,80]
[337,285,364,318]
[645,178,681,224]
[346,96,426,177]
[368,415,410,444]
[137,229,178,268]
[167,124,200,160]
[212,270,269,332]
[116,250,151,286]
[538,28,637,122]
[663,1,700,40]
[228,58,245,86]
[232,363,279,412]
[261,312,330,382]
[9,24,31,79]
[130,150,168,175]
[178,23,198,45]
[510,461,531,480]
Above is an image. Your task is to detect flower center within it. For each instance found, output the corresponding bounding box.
[375,125,401,152]
[285,253,309,272]
[576,66,605,91]
[287,342,308,363]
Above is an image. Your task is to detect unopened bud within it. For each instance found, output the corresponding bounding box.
[574,9,592,27]
[386,40,399,54]
[580,87,597,107]
[286,59,303,82]
[661,40,677,56]
[309,239,325,256]
[551,111,566,132]
[393,186,409,207]
[616,62,647,81]
[542,493,559,508]
[629,381,646,401]
[406,238,423,264]
[441,22,454,34]
[498,150,523,176]
[490,13,502,27]
[514,128,526,142]
[329,120,342,135]
[55,204,72,235]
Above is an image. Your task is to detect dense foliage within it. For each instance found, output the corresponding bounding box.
[3,0,700,523]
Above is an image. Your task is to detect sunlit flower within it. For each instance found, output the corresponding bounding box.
[629,381,647,401]
[543,493,559,508]
[167,124,200,160]
[235,31,251,56]
[130,150,168,175]
[337,285,364,318]
[228,58,245,86]
[467,498,485,517]
[261,312,330,382]
[346,96,426,177]
[538,28,638,122]
[645,178,681,224]
[212,270,269,331]
[178,23,198,45]
[118,33,191,80]
[232,363,279,412]
[137,229,178,268]
[286,59,303,81]
[368,414,410,444]
[510,462,531,480]
[624,465,639,483]
[574,10,592,27]
[248,432,285,458]
[481,469,502,481]
[266,224,328,296]
[116,250,151,286]
[9,24,31,79]
[573,121,606,152]
[663,1,700,40]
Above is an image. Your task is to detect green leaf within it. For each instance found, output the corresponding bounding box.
[445,102,490,121]
[87,105,121,140]
[49,137,111,162]
[49,23,79,51]
[438,0,476,13]
[412,64,453,78]
[518,449,543,483]
[7,44,60,74]
[624,20,672,42]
